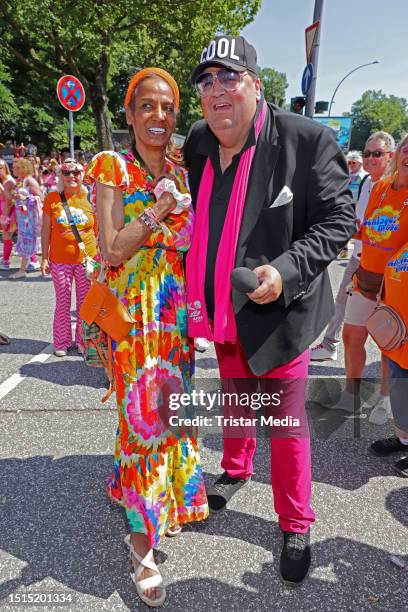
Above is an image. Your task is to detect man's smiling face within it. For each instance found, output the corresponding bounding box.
[200,66,260,145]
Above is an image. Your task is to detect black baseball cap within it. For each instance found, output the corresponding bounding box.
[190,35,258,84]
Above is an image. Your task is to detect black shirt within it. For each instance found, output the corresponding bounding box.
[198,126,256,319]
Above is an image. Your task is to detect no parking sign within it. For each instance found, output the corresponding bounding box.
[56,75,86,157]
[57,75,85,112]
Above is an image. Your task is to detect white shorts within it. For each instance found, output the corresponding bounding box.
[344,289,377,327]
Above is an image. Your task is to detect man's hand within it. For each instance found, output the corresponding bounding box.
[247,265,283,304]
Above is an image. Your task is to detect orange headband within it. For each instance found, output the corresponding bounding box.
[124,67,180,110]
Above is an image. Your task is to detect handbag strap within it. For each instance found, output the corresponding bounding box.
[375,278,385,306]
[59,191,87,255]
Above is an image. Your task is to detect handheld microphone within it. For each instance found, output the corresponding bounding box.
[230,267,260,293]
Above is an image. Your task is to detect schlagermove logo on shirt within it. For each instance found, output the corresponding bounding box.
[364,205,401,242]
[387,250,408,279]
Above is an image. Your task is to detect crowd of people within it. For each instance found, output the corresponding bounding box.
[1,34,407,607]
[311,129,408,476]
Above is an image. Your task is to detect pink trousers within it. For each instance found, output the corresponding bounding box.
[50,262,90,351]
[214,341,315,533]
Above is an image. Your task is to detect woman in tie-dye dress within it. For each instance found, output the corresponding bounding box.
[85,68,208,608]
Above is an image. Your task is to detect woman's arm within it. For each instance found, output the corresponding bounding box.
[96,182,176,267]
[27,177,44,200]
[1,177,15,215]
[0,184,7,226]
[41,213,51,275]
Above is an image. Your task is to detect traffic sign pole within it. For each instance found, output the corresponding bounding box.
[69,111,74,158]
[305,0,324,118]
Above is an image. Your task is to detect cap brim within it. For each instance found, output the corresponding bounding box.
[190,60,247,84]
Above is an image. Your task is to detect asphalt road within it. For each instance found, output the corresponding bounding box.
[0,252,407,612]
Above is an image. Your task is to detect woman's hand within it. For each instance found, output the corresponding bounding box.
[353,219,362,240]
[154,191,177,221]
[41,258,50,276]
[0,214,10,229]
[154,172,182,193]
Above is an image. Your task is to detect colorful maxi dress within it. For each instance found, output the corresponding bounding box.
[13,179,42,259]
[86,151,208,547]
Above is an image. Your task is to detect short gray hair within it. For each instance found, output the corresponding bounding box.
[366,131,395,152]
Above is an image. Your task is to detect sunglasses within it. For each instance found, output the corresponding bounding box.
[362,150,389,158]
[62,169,81,177]
[195,68,247,96]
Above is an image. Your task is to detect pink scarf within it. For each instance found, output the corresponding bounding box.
[186,100,267,343]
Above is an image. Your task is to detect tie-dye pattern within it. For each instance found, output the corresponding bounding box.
[85,151,208,546]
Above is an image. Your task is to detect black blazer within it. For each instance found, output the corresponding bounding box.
[184,103,356,375]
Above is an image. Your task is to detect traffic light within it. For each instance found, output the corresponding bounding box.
[290,96,306,114]
[314,101,329,114]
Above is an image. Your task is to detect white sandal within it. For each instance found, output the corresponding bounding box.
[124,535,166,607]
[165,524,182,537]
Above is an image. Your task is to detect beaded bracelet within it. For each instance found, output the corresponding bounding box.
[144,207,159,225]
[139,211,159,232]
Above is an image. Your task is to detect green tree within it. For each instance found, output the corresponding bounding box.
[258,67,288,106]
[0,0,261,150]
[49,112,97,151]
[349,90,408,149]
[0,56,19,136]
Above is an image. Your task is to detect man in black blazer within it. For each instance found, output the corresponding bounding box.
[184,35,355,586]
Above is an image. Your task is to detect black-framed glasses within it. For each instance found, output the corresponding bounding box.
[195,68,247,97]
[362,150,389,158]
[62,169,81,177]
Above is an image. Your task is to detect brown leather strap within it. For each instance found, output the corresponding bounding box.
[102,336,114,403]
[355,266,383,297]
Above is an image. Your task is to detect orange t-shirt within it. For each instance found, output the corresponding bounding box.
[382,241,408,368]
[359,178,408,273]
[43,190,97,264]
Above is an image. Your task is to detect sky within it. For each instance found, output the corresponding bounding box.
[242,0,408,115]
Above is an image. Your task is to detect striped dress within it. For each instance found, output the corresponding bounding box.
[86,151,208,546]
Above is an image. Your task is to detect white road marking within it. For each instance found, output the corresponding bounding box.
[0,323,76,402]
[0,344,54,402]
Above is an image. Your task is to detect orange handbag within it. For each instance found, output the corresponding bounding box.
[80,280,135,343]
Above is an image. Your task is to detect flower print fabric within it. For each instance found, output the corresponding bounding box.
[85,150,208,546]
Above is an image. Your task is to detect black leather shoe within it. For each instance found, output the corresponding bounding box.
[280,530,311,587]
[394,456,408,478]
[370,437,408,456]
[206,472,250,511]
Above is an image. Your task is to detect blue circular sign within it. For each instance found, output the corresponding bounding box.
[301,64,314,96]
